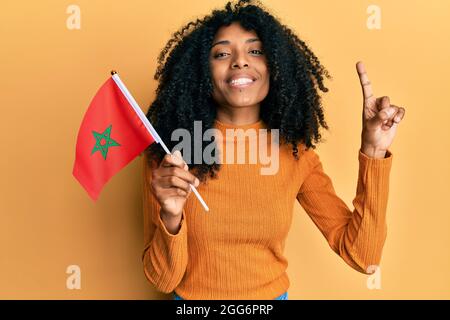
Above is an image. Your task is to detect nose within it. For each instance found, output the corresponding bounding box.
[232,62,248,69]
[231,52,249,69]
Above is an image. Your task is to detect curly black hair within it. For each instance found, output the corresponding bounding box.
[145,0,332,182]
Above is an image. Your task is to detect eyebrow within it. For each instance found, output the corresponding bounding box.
[211,38,261,49]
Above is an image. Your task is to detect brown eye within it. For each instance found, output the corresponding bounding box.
[250,49,264,55]
[214,52,229,58]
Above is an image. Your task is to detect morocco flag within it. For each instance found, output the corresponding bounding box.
[73,75,156,200]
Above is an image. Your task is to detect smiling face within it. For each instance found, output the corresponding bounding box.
[209,22,270,111]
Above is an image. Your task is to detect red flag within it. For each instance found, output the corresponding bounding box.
[73,76,155,200]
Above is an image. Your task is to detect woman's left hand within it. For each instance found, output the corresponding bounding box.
[356,61,406,158]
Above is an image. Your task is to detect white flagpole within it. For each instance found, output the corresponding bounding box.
[110,71,210,212]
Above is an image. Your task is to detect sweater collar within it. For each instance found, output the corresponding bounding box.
[214,118,266,131]
[213,119,268,143]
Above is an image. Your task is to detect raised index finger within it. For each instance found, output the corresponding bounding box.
[356,61,374,101]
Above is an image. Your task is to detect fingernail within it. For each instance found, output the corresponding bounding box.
[194,178,200,187]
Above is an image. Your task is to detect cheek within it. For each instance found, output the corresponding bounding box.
[209,68,224,100]
[209,62,223,82]
[260,62,270,81]
[258,78,270,100]
[259,66,270,90]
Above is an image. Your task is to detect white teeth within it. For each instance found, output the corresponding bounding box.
[229,78,254,85]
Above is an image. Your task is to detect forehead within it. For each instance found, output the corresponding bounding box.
[213,22,259,41]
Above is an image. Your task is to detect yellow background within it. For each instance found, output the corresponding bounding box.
[1,0,449,299]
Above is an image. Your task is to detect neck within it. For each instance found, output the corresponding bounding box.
[215,104,260,126]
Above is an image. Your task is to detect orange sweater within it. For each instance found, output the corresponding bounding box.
[142,119,393,300]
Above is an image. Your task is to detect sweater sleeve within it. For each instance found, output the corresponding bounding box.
[141,156,188,293]
[296,148,393,274]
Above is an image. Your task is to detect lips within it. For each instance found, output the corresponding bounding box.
[227,74,257,88]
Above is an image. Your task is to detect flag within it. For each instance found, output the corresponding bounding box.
[73,75,156,200]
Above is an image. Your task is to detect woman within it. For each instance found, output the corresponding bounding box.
[141,0,405,300]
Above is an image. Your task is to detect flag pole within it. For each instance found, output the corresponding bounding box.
[110,70,210,212]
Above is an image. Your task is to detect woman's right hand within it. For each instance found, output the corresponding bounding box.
[150,150,199,218]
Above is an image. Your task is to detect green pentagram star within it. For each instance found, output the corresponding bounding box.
[91,125,120,160]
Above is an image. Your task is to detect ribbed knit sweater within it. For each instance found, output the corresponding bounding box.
[142,118,393,300]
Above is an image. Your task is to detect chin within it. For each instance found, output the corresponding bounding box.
[227,96,260,107]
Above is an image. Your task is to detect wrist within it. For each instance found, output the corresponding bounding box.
[160,209,183,235]
[360,145,387,159]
